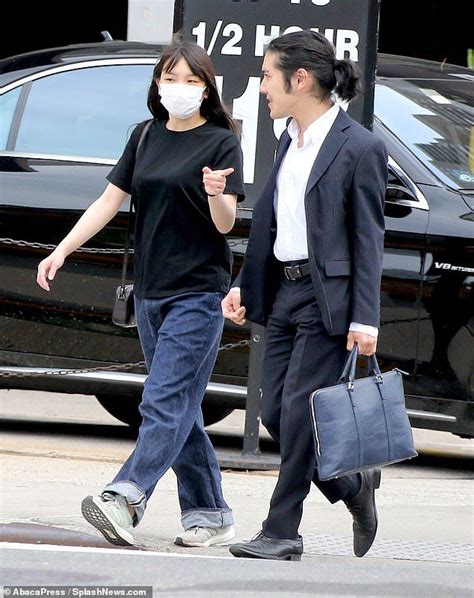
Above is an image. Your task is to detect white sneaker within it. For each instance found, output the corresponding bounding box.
[81,492,134,546]
[175,525,236,547]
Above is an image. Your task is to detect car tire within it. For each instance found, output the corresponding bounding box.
[96,394,142,430]
[95,394,234,430]
[202,405,234,427]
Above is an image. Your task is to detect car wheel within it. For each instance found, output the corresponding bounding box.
[95,395,234,430]
[201,405,234,427]
[96,394,142,430]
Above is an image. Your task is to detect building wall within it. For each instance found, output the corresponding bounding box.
[1,1,470,66]
[1,0,128,59]
[379,1,470,66]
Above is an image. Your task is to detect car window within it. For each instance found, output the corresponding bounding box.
[0,87,21,150]
[375,78,474,191]
[14,64,153,159]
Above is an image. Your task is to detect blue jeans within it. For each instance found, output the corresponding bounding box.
[103,291,233,530]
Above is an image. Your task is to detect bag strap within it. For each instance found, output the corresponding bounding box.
[119,119,154,294]
[338,346,356,383]
[338,343,382,388]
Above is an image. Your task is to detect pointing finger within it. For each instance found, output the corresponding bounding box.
[203,167,234,177]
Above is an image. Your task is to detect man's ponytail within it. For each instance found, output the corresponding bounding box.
[333,59,360,102]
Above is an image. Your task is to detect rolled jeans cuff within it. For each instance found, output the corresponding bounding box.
[181,508,234,531]
[102,481,147,527]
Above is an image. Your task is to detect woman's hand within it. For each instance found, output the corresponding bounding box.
[202,166,234,197]
[203,166,238,234]
[36,184,129,292]
[37,250,66,292]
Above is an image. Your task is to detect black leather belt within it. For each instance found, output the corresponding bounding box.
[282,261,311,280]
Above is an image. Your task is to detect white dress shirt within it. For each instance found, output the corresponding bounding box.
[234,103,378,338]
[273,104,340,261]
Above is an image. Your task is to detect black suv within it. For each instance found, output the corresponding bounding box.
[1,41,473,437]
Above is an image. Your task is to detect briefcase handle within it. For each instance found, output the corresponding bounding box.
[338,344,383,389]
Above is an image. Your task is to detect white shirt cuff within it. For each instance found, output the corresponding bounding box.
[349,322,379,338]
[230,287,240,292]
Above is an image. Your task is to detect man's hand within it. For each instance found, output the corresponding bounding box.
[202,166,234,197]
[347,331,377,356]
[221,288,246,325]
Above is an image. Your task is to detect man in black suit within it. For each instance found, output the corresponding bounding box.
[222,31,388,561]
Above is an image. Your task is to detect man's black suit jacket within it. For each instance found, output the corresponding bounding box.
[237,108,388,336]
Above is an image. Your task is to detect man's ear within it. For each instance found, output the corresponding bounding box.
[296,68,309,85]
[292,68,312,93]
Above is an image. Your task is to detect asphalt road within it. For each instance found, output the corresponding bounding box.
[1,389,473,597]
[2,542,472,597]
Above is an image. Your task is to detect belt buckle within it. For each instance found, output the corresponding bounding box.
[284,265,302,280]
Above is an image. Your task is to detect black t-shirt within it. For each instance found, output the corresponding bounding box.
[107,119,245,298]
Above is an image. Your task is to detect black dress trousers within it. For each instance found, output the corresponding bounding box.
[260,272,360,539]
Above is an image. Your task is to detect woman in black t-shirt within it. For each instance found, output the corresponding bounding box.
[37,41,245,548]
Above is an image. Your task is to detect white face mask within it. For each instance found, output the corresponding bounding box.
[159,83,206,120]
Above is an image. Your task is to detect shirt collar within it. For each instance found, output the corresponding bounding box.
[287,103,340,146]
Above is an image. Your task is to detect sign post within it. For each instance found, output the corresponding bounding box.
[174,0,382,466]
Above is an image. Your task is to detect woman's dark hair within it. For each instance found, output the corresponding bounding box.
[147,41,237,133]
[267,30,360,102]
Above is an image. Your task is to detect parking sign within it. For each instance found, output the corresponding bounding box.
[174,0,381,206]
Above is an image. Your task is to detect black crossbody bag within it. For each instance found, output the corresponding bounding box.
[112,120,153,328]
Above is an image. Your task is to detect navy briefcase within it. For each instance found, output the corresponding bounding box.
[309,345,417,480]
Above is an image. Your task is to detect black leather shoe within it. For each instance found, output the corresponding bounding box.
[345,468,381,557]
[229,531,303,561]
